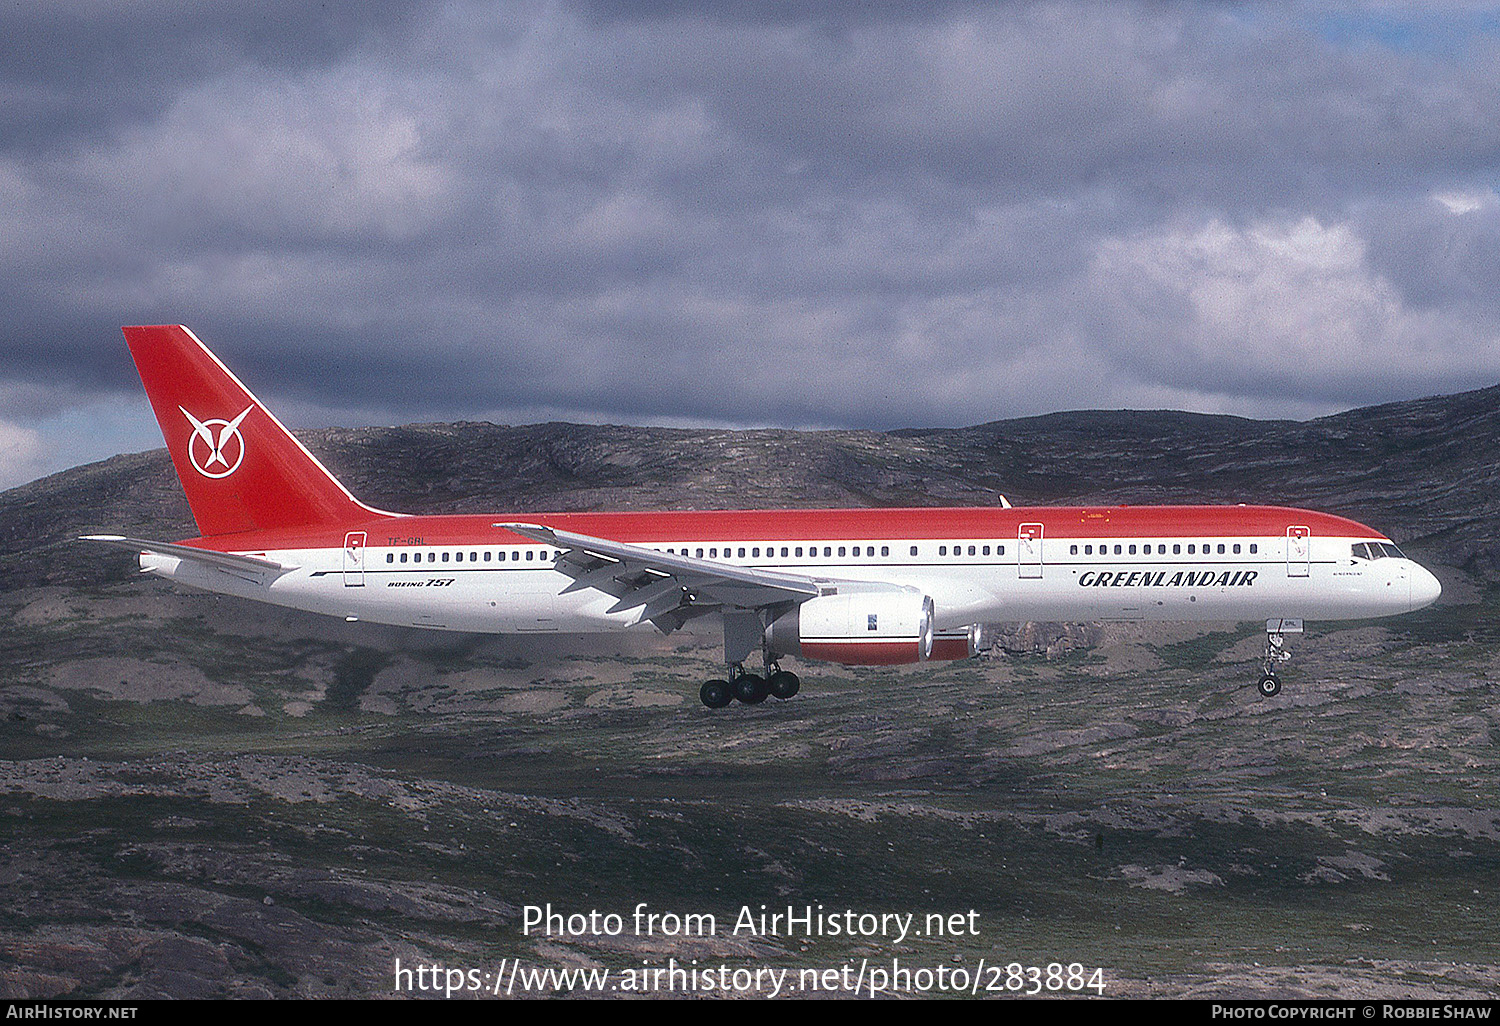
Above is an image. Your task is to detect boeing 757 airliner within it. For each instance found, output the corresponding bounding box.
[84,325,1441,708]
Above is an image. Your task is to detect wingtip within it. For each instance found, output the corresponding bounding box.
[494,521,549,534]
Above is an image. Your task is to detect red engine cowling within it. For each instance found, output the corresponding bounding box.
[767,591,934,666]
[928,623,991,661]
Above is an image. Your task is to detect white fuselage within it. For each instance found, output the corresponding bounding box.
[141,527,1439,638]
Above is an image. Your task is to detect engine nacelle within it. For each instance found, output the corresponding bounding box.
[927,623,993,661]
[767,591,934,666]
[930,629,974,661]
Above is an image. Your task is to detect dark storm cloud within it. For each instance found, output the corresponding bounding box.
[634,7,1500,209]
[1,1,1499,489]
[576,0,979,21]
[0,1,429,151]
[1360,196,1500,309]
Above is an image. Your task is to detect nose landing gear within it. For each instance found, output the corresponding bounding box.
[1256,672,1282,698]
[1254,618,1301,699]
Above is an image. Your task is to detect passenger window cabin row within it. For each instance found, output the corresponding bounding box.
[1067,542,1259,556]
[386,549,557,564]
[381,539,1275,566]
[382,542,1015,564]
[662,544,1007,559]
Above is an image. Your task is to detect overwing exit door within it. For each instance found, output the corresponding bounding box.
[1019,523,1043,579]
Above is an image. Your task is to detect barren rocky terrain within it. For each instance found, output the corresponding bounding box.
[1,386,1497,999]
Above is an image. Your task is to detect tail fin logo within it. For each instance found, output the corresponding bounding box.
[180,405,252,479]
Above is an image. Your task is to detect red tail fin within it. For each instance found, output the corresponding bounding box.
[123,325,392,537]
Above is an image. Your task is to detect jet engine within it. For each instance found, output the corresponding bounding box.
[929,623,990,662]
[767,590,934,666]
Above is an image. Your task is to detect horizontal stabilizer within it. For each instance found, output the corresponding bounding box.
[79,535,297,575]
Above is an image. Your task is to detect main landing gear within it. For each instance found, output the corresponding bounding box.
[1254,618,1302,698]
[700,663,801,709]
[699,678,732,708]
[701,609,801,709]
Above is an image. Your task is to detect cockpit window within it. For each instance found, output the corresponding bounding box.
[1353,542,1407,560]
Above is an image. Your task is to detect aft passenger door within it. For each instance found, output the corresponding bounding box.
[1286,526,1310,578]
[343,531,366,587]
[1019,523,1043,579]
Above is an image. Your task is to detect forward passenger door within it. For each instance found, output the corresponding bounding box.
[1286,526,1310,578]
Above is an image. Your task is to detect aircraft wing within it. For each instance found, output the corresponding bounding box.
[497,522,829,632]
[79,535,298,579]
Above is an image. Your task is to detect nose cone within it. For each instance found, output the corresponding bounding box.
[1410,564,1442,611]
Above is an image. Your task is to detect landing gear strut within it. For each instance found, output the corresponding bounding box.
[1255,618,1301,698]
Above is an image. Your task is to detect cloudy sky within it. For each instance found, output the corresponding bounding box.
[3,1,1499,489]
